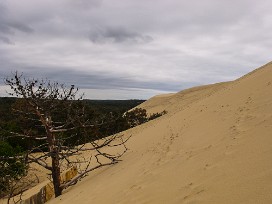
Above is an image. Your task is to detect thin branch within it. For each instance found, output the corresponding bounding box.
[28,155,52,171]
[4,131,47,140]
[60,162,116,189]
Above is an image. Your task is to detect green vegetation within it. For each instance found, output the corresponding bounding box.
[0,98,145,150]
[0,141,27,197]
[0,98,166,152]
[0,95,166,198]
[124,108,167,128]
[0,97,167,153]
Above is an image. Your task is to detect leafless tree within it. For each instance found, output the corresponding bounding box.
[4,72,130,198]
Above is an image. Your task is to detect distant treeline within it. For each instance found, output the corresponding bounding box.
[0,97,166,153]
[0,98,141,149]
[0,97,145,119]
[0,97,168,197]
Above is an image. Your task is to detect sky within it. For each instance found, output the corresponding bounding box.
[0,0,271,99]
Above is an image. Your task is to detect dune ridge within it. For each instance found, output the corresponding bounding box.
[24,62,272,203]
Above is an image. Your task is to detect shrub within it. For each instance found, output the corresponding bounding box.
[0,141,27,198]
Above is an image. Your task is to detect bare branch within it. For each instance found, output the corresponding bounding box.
[60,162,115,189]
[3,72,131,199]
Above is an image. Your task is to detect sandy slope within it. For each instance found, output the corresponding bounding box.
[44,62,272,203]
[136,82,230,115]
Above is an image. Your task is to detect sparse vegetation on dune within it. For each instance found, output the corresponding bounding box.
[0,72,166,202]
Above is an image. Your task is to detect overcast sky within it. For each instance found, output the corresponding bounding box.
[0,0,271,99]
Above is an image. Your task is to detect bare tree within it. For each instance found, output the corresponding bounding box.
[4,72,130,198]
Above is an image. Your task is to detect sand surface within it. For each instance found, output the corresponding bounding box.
[4,62,272,204]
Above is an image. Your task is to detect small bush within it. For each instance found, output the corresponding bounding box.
[0,141,27,198]
[149,110,167,120]
[124,108,167,128]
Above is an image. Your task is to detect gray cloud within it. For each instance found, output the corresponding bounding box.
[0,0,272,99]
[0,23,12,34]
[0,1,33,45]
[66,0,102,9]
[89,26,153,44]
[0,21,33,35]
[3,66,188,92]
[0,35,13,44]
[6,22,33,33]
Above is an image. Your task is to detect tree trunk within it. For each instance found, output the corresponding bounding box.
[51,148,62,197]
[47,127,62,197]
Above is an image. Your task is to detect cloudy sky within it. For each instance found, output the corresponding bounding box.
[0,0,271,99]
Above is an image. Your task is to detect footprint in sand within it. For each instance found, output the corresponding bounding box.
[181,183,205,203]
[130,184,142,190]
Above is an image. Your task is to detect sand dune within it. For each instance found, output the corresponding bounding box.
[136,82,230,115]
[20,62,272,203]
